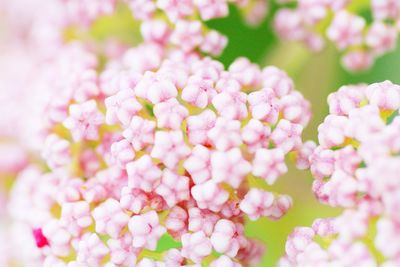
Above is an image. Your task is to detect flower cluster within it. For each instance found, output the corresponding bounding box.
[124,0,268,56]
[0,0,118,167]
[0,3,274,266]
[274,0,400,71]
[280,81,400,266]
[7,34,312,266]
[6,0,400,266]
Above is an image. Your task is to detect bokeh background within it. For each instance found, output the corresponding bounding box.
[2,2,400,266]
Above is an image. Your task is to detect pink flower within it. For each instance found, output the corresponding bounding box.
[194,0,229,20]
[243,0,268,26]
[268,195,292,220]
[366,80,400,111]
[181,231,212,263]
[151,131,190,169]
[82,178,107,204]
[285,227,315,260]
[366,22,397,55]
[212,91,248,120]
[105,89,142,126]
[228,57,261,88]
[326,0,351,11]
[372,0,400,20]
[327,85,366,115]
[210,255,242,267]
[241,119,271,150]
[134,71,178,104]
[76,233,109,267]
[60,201,93,236]
[165,206,188,239]
[123,44,163,73]
[122,116,156,151]
[140,20,170,45]
[334,210,368,242]
[181,76,216,108]
[184,145,212,184]
[239,189,275,220]
[271,119,303,153]
[127,0,156,20]
[346,105,385,141]
[211,148,251,188]
[274,9,306,46]
[157,0,195,21]
[63,100,104,141]
[188,207,219,236]
[200,30,228,56]
[298,0,327,24]
[42,219,72,257]
[100,67,142,96]
[248,88,279,123]
[170,20,203,52]
[43,256,66,267]
[157,60,190,89]
[148,192,168,212]
[0,143,28,174]
[153,98,188,129]
[92,199,130,238]
[262,66,294,97]
[110,139,135,169]
[376,218,400,258]
[128,211,166,250]
[210,219,242,257]
[127,155,162,192]
[155,169,190,207]
[310,147,335,179]
[216,74,241,93]
[208,117,242,151]
[119,187,148,214]
[165,248,184,266]
[317,115,348,148]
[312,218,336,237]
[334,145,362,175]
[63,0,116,26]
[193,57,224,82]
[186,110,216,146]
[237,239,265,266]
[191,180,229,212]
[322,170,358,208]
[296,140,317,170]
[279,91,311,126]
[327,11,365,50]
[79,149,101,178]
[342,50,373,72]
[107,234,139,266]
[221,200,242,218]
[42,134,71,170]
[136,258,165,267]
[252,148,287,185]
[329,240,376,267]
[304,33,325,52]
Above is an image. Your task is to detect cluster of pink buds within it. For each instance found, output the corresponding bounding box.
[125,0,269,56]
[280,80,400,266]
[8,32,312,265]
[61,0,117,27]
[274,0,400,71]
[7,0,400,266]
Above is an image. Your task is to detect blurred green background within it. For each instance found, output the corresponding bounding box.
[36,2,400,266]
